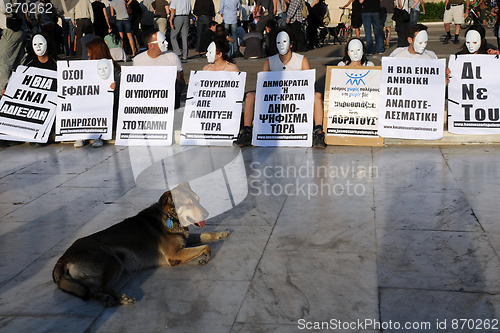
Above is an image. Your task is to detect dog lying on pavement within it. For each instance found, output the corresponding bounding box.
[52,183,229,307]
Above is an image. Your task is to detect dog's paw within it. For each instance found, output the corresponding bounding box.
[215,230,230,239]
[100,294,120,307]
[120,294,136,305]
[198,249,211,266]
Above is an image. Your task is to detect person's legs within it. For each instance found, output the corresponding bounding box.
[170,16,182,56]
[371,13,384,53]
[0,29,27,90]
[180,16,189,59]
[410,8,419,26]
[196,16,210,51]
[362,13,374,54]
[312,92,326,148]
[235,92,255,146]
[156,17,168,35]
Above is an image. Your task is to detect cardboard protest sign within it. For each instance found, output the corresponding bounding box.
[252,69,315,147]
[323,66,383,146]
[55,60,114,141]
[0,66,57,143]
[378,57,446,140]
[180,70,246,146]
[115,66,176,146]
[448,55,500,134]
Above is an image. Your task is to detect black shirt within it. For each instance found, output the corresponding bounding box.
[361,0,381,13]
[199,29,216,53]
[193,0,215,17]
[23,56,57,71]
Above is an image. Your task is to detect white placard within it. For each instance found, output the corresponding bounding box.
[327,67,381,137]
[378,57,446,140]
[252,69,315,147]
[448,55,500,134]
[180,70,246,146]
[55,60,114,141]
[115,66,176,146]
[0,66,57,143]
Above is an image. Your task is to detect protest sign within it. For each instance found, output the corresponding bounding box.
[115,66,176,146]
[252,69,315,147]
[55,60,114,141]
[323,66,383,146]
[0,66,57,143]
[378,57,446,140]
[448,55,500,134]
[180,70,246,146]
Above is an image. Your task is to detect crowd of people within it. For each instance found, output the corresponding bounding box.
[0,0,499,149]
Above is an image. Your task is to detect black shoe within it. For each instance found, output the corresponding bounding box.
[453,38,460,44]
[312,129,327,148]
[235,127,252,146]
[443,35,451,44]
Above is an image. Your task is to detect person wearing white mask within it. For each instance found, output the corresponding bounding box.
[456,25,488,55]
[202,40,240,72]
[389,24,437,59]
[23,33,57,71]
[337,38,375,66]
[133,29,185,109]
[235,30,327,148]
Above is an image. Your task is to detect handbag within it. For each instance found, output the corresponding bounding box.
[125,0,132,15]
[6,15,22,32]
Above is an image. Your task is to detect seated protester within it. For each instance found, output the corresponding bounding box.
[134,28,186,109]
[389,24,437,59]
[241,23,265,58]
[216,24,235,46]
[202,39,240,71]
[22,33,57,147]
[105,24,128,62]
[199,20,218,56]
[78,37,122,148]
[337,38,375,66]
[456,24,488,55]
[235,29,327,148]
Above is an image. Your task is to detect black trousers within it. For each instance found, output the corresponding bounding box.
[75,18,93,58]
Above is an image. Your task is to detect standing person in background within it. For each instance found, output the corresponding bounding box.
[256,0,274,32]
[443,0,469,44]
[199,19,217,55]
[58,0,76,56]
[341,0,362,38]
[219,0,240,57]
[169,0,191,61]
[193,0,215,52]
[92,0,108,39]
[286,0,306,51]
[379,0,395,48]
[409,0,425,25]
[154,0,170,35]
[109,0,137,57]
[71,0,94,58]
[359,0,384,54]
[273,0,287,27]
[140,0,156,39]
[395,0,410,47]
[307,0,327,50]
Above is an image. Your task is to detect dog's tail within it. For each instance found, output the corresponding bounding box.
[52,259,90,300]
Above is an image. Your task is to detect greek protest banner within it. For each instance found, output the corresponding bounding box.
[0,66,57,143]
[115,66,176,146]
[324,66,383,146]
[448,55,500,134]
[56,60,114,141]
[180,70,246,146]
[252,69,315,147]
[378,57,446,140]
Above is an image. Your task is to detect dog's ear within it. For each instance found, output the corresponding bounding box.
[159,191,173,209]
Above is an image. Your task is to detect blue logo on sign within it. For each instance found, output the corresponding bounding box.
[345,71,370,86]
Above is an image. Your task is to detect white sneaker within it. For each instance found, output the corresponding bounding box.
[74,140,85,148]
[92,138,103,148]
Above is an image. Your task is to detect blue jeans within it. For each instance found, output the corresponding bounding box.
[224,22,238,56]
[361,12,384,54]
[410,8,420,26]
[62,18,75,56]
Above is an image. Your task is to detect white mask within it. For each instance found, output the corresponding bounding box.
[207,42,216,63]
[465,30,481,53]
[32,35,48,57]
[347,39,363,62]
[151,31,169,52]
[97,59,112,80]
[276,31,290,56]
[413,30,428,54]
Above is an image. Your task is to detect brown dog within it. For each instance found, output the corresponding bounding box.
[52,183,229,307]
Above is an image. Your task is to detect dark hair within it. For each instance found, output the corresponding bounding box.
[249,22,257,32]
[109,23,122,45]
[457,25,488,54]
[143,28,159,44]
[408,23,428,39]
[214,39,235,63]
[209,20,217,28]
[265,18,277,29]
[86,37,121,71]
[216,24,226,37]
[341,38,368,65]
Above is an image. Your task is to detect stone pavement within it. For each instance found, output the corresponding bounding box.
[1,24,500,333]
